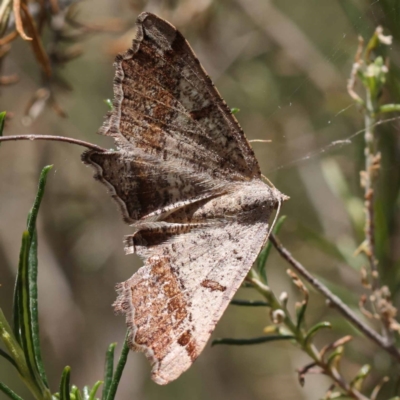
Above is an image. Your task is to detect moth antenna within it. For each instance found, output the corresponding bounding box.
[249,139,272,143]
[262,195,282,248]
[261,174,276,189]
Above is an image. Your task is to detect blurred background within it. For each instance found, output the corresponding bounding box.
[1,0,400,399]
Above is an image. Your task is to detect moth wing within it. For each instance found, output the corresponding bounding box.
[82,150,227,223]
[82,12,260,222]
[114,199,273,384]
[100,12,260,181]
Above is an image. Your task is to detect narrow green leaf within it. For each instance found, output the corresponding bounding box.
[102,343,116,400]
[13,166,52,342]
[15,232,36,371]
[365,32,379,60]
[0,111,6,138]
[13,166,52,391]
[89,381,103,400]
[0,382,24,400]
[71,386,83,400]
[59,366,71,400]
[212,335,295,346]
[0,347,19,371]
[27,165,53,238]
[230,299,270,307]
[350,364,371,391]
[327,346,344,368]
[12,282,21,345]
[257,216,286,282]
[296,302,307,332]
[26,166,53,388]
[15,231,46,396]
[0,308,43,399]
[304,322,331,345]
[379,103,400,113]
[106,334,129,400]
[28,229,48,387]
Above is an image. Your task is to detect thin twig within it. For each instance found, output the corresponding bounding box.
[249,276,369,400]
[0,30,18,46]
[0,74,19,85]
[20,2,52,78]
[0,135,106,152]
[269,234,400,363]
[13,0,32,41]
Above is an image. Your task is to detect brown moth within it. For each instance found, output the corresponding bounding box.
[82,12,286,385]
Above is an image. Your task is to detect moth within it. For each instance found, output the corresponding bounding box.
[82,12,286,384]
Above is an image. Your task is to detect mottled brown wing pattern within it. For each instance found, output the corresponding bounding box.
[113,182,278,384]
[83,150,228,223]
[82,12,263,223]
[101,12,261,180]
[82,11,285,385]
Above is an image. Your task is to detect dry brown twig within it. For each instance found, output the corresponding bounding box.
[0,30,18,46]
[269,234,400,363]
[0,0,124,124]
[0,134,107,152]
[13,0,32,41]
[20,2,52,77]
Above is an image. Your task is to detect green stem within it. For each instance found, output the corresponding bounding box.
[364,82,395,346]
[364,90,379,292]
[249,270,368,400]
[0,309,44,400]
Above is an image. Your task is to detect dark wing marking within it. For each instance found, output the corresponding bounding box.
[82,150,228,223]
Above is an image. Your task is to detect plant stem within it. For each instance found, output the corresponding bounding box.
[0,309,44,400]
[363,81,394,344]
[249,272,369,400]
[269,234,400,362]
[363,91,379,291]
[0,135,107,152]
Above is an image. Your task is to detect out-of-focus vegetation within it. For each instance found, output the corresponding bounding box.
[1,1,400,399]
[0,157,129,400]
